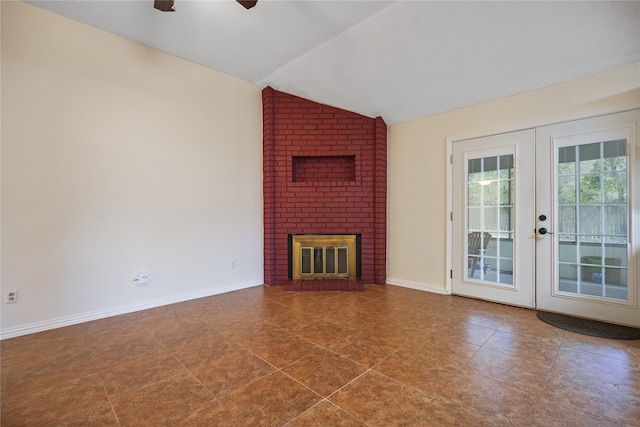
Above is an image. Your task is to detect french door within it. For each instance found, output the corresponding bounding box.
[452,129,536,308]
[452,110,640,327]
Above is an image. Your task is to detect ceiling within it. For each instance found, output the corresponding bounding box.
[27,0,640,125]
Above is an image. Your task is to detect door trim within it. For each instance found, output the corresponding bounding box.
[446,104,640,296]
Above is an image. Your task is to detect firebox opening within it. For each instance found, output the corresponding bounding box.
[288,234,360,279]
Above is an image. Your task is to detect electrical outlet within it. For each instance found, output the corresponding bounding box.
[135,272,149,285]
[231,261,236,269]
[6,290,17,304]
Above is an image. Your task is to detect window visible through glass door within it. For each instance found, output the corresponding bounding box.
[467,154,514,285]
[557,139,628,300]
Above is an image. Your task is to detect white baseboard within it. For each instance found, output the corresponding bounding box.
[0,280,263,340]
[386,277,450,295]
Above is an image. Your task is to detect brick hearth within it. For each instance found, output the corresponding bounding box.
[262,87,387,285]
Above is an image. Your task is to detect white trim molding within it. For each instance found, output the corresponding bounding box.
[0,280,263,340]
[386,277,450,295]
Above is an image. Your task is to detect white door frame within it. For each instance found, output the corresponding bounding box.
[446,106,640,296]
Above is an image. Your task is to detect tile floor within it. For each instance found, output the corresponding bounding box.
[1,284,639,426]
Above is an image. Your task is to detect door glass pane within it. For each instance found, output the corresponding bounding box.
[558,206,576,235]
[579,206,601,235]
[467,155,514,285]
[557,176,576,204]
[557,139,628,300]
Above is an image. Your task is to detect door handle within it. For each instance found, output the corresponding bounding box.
[538,227,553,235]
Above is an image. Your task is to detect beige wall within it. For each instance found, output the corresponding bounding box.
[387,63,640,293]
[1,2,264,337]
[3,2,639,338]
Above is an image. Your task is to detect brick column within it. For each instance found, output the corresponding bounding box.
[262,87,276,285]
[374,116,387,284]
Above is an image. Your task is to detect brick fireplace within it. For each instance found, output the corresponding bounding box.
[262,87,387,285]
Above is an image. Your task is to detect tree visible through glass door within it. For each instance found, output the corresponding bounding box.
[557,139,628,300]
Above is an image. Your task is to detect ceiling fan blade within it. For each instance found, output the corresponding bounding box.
[154,0,175,12]
[237,0,258,9]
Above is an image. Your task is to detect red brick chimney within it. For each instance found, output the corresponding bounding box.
[262,87,387,285]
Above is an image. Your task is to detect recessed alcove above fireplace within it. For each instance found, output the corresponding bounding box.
[262,87,387,285]
[292,155,356,183]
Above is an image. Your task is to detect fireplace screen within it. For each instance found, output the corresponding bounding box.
[292,235,356,279]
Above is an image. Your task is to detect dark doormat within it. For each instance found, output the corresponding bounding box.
[537,311,640,340]
[285,279,365,292]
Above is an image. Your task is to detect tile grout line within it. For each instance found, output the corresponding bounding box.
[530,329,566,423]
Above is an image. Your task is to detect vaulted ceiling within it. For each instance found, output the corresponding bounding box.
[27,1,640,125]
